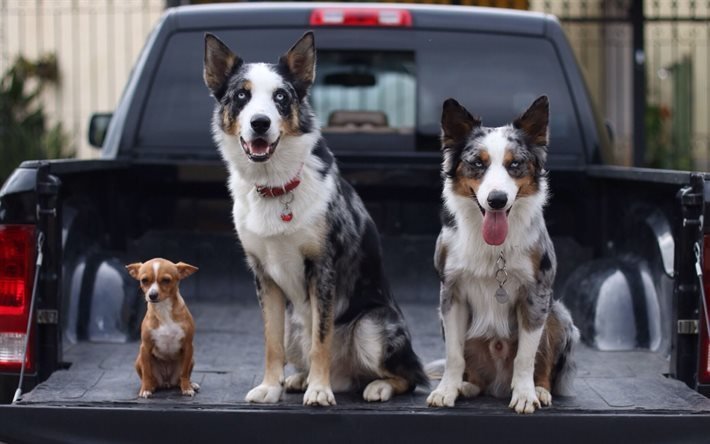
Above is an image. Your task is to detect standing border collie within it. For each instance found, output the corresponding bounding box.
[426,97,579,413]
[203,32,426,406]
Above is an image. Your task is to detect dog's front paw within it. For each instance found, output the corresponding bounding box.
[181,380,198,397]
[245,383,282,404]
[138,389,153,399]
[426,383,460,407]
[191,382,201,392]
[303,384,336,406]
[509,384,540,414]
[535,386,552,406]
[363,379,394,402]
[182,387,196,397]
[284,372,308,392]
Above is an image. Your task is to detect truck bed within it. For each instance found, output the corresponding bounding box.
[2,302,709,443]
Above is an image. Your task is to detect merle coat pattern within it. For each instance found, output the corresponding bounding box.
[203,31,426,406]
[427,97,579,413]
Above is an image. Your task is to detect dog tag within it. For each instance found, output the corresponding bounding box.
[495,286,509,304]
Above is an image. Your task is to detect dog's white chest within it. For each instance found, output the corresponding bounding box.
[151,321,185,359]
[150,301,185,359]
[240,227,322,307]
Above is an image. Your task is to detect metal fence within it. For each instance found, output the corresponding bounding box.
[533,0,710,170]
[1,0,709,170]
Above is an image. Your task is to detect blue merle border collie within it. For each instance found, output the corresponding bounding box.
[203,32,426,406]
[426,97,579,413]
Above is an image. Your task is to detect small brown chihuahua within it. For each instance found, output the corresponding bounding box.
[126,258,199,398]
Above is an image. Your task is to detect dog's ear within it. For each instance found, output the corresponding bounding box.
[514,95,549,147]
[176,262,199,280]
[279,31,316,98]
[204,33,242,100]
[441,98,480,149]
[125,263,142,280]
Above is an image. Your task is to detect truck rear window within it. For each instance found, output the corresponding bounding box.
[135,28,582,165]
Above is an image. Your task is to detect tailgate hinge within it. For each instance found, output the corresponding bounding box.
[37,309,59,324]
[677,319,699,335]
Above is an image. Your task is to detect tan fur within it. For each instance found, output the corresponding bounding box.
[127,258,199,398]
[280,102,303,137]
[308,278,334,391]
[222,107,240,136]
[462,313,564,398]
[452,161,484,198]
[515,162,539,197]
[259,277,287,386]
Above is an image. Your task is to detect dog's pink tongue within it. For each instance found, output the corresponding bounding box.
[249,138,269,155]
[482,211,508,246]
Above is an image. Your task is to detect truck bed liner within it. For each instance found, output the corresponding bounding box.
[15,302,710,413]
[2,303,709,443]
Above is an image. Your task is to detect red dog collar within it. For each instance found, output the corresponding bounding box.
[255,176,301,198]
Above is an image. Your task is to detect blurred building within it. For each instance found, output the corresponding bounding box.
[1,0,707,170]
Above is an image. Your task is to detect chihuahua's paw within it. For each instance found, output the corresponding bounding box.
[191,382,201,392]
[182,387,196,397]
[303,384,336,406]
[138,389,153,399]
[245,383,282,404]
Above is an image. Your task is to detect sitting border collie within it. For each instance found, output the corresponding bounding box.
[203,31,426,406]
[426,96,579,413]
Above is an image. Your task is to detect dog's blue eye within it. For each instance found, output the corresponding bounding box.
[275,92,285,102]
[509,161,520,169]
[473,160,484,168]
[237,91,247,100]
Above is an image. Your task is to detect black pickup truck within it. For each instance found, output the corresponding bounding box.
[1,3,709,442]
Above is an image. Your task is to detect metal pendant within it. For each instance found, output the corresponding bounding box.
[279,191,295,222]
[494,252,509,304]
[495,286,510,304]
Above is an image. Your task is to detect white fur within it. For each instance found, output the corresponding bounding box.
[474,130,520,212]
[363,379,394,402]
[150,297,185,360]
[353,318,384,375]
[427,298,469,407]
[509,324,544,414]
[147,261,160,301]
[237,64,286,147]
[215,63,346,405]
[432,126,551,411]
[245,384,283,403]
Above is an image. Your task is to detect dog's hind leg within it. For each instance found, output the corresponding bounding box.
[363,376,409,402]
[246,272,287,404]
[284,372,308,392]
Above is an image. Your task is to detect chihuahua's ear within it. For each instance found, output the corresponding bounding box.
[125,263,142,280]
[176,262,199,280]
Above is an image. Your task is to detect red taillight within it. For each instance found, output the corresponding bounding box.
[310,8,412,27]
[0,225,35,372]
[700,235,710,383]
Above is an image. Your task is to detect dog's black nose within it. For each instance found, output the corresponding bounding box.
[487,191,508,210]
[250,114,271,134]
[148,291,159,302]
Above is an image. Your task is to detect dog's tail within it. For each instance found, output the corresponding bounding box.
[384,335,430,390]
[424,359,446,380]
[551,301,580,397]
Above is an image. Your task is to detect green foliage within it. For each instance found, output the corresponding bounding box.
[0,54,71,184]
